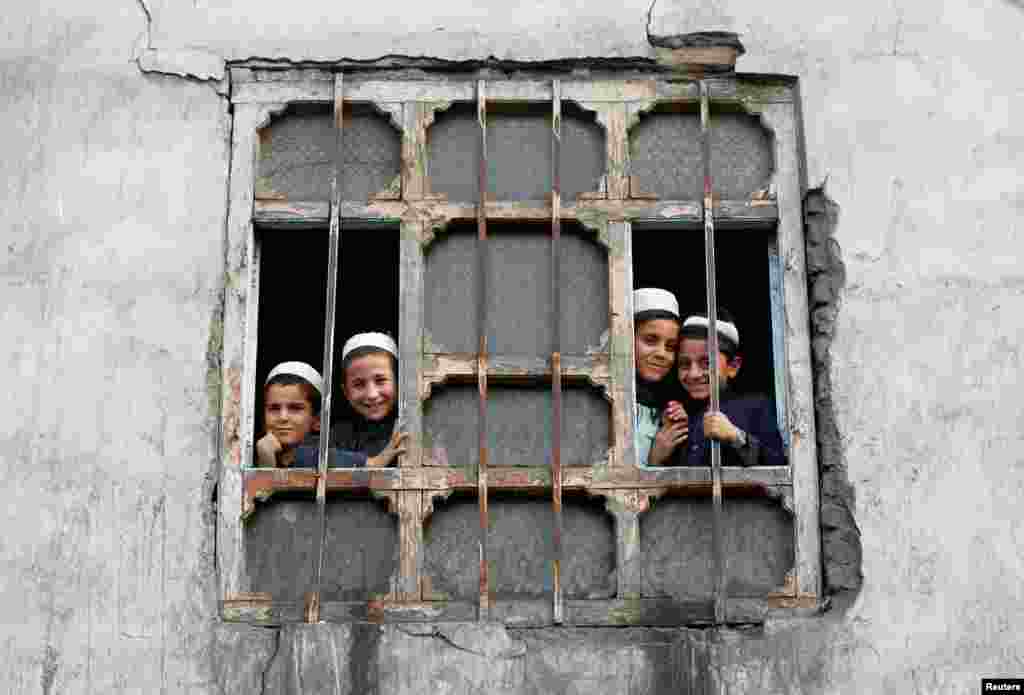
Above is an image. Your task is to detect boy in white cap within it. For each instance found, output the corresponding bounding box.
[331,332,407,463]
[633,288,683,467]
[255,360,405,468]
[651,309,785,467]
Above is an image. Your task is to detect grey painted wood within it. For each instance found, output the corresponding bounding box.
[630,108,773,200]
[397,220,426,597]
[250,198,780,229]
[768,249,791,448]
[244,497,320,600]
[609,221,637,468]
[760,101,821,600]
[244,498,398,601]
[639,497,794,600]
[424,497,616,600]
[221,102,284,597]
[322,499,400,600]
[231,73,795,107]
[255,104,401,202]
[423,384,610,468]
[427,103,605,203]
[424,224,608,355]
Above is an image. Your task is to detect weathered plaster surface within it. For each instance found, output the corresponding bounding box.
[2,0,1023,692]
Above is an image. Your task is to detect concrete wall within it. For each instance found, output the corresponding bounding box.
[3,0,1022,692]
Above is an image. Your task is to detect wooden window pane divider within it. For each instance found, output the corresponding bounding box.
[240,465,793,519]
[222,595,814,627]
[251,198,780,230]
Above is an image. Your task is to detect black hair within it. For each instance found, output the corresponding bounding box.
[264,373,322,415]
[634,309,682,327]
[678,308,740,360]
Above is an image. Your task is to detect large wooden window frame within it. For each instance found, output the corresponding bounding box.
[219,66,820,625]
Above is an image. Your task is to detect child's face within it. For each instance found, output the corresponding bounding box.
[264,383,320,448]
[677,338,740,401]
[343,353,396,421]
[634,318,680,382]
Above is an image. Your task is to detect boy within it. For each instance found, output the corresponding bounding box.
[633,288,681,467]
[651,311,785,468]
[331,332,406,464]
[255,360,405,468]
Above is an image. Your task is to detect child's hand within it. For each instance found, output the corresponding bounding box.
[703,411,740,444]
[256,432,283,467]
[664,400,686,423]
[648,411,688,466]
[367,431,410,468]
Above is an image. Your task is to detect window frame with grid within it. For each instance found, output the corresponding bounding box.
[218,66,820,626]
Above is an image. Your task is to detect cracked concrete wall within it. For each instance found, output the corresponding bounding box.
[3,0,1024,693]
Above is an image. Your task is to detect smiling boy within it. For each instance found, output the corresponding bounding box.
[331,332,407,466]
[256,361,323,468]
[633,288,682,467]
[656,311,785,468]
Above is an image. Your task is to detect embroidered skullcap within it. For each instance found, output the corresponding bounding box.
[633,288,679,318]
[682,315,740,347]
[342,332,398,361]
[265,361,324,394]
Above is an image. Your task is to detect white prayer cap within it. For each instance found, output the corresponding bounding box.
[682,315,740,347]
[342,332,398,361]
[265,361,324,394]
[633,288,679,318]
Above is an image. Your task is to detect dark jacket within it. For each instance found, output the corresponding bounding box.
[670,392,786,467]
[292,413,397,468]
[292,431,368,469]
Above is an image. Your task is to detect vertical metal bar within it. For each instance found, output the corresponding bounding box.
[476,80,490,621]
[306,72,344,623]
[550,79,564,625]
[700,81,726,626]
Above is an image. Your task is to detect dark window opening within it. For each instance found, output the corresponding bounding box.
[632,227,780,423]
[255,225,400,445]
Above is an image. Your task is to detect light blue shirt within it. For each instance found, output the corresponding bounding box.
[635,402,660,467]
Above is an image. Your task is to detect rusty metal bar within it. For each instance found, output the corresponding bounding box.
[550,79,564,625]
[308,72,345,623]
[476,79,490,621]
[700,81,726,625]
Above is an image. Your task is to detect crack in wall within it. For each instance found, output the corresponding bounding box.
[131,0,227,89]
[804,185,862,595]
[258,627,282,695]
[395,625,527,660]
[134,0,152,50]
